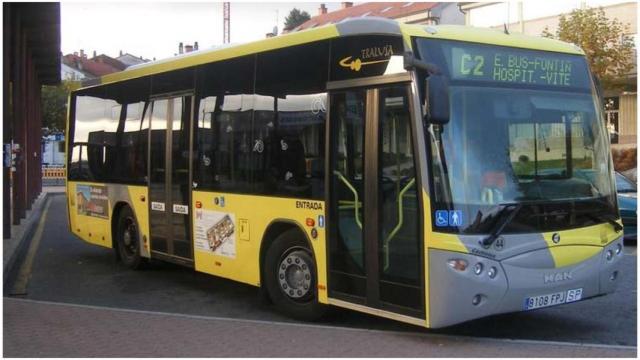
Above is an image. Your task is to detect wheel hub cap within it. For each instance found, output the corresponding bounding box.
[278,252,312,299]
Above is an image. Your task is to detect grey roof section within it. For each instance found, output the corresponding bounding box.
[335,17,403,36]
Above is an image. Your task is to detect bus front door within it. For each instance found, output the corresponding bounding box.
[327,79,424,320]
[148,95,194,264]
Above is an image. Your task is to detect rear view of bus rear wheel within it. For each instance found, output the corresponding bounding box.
[115,206,147,270]
[264,229,326,321]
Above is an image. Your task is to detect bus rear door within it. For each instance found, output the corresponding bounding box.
[148,94,195,264]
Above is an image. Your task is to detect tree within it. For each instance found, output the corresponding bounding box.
[41,80,76,132]
[283,8,311,31]
[542,7,635,91]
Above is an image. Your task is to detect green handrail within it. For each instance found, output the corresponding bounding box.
[333,170,362,229]
[383,177,416,271]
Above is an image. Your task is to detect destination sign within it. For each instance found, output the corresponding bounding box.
[447,45,590,89]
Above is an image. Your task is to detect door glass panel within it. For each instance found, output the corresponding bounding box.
[170,97,192,258]
[150,99,169,253]
[329,90,367,298]
[149,96,194,259]
[377,86,421,310]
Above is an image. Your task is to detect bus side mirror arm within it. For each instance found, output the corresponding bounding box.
[404,52,450,125]
[403,51,441,75]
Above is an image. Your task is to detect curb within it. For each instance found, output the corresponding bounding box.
[3,192,55,284]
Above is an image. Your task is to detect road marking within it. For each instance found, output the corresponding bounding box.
[10,198,51,295]
[3,297,636,352]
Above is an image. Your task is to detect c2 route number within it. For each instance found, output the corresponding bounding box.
[460,54,484,76]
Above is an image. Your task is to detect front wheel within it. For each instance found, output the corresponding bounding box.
[115,207,147,270]
[264,229,326,321]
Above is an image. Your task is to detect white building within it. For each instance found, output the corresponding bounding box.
[61,62,87,81]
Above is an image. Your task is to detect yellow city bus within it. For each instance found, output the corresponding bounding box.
[66,18,625,328]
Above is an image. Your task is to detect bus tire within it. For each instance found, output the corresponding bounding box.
[115,206,146,270]
[264,229,326,321]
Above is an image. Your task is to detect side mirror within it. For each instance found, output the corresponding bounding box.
[425,74,450,125]
[402,52,449,125]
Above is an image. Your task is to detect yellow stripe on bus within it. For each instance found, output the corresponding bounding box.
[548,245,602,268]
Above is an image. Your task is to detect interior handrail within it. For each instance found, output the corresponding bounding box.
[383,177,416,270]
[333,170,363,229]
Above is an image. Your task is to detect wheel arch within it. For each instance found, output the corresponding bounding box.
[111,201,134,256]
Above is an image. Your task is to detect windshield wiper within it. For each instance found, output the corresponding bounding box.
[480,203,524,248]
[585,212,623,232]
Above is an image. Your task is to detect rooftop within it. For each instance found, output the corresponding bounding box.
[294,2,437,31]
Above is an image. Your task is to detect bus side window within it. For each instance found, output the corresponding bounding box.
[254,41,329,200]
[195,55,255,193]
[69,77,150,185]
[121,101,148,183]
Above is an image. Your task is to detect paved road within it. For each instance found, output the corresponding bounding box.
[4,298,635,357]
[4,193,637,355]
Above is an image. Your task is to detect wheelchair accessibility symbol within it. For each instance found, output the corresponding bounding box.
[435,210,448,227]
[435,210,463,227]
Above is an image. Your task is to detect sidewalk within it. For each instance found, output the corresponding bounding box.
[3,186,65,282]
[3,298,636,357]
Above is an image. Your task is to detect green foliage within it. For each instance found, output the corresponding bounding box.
[41,80,75,132]
[542,7,635,91]
[284,8,311,31]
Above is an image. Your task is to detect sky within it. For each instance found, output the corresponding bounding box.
[62,0,632,61]
[61,2,341,61]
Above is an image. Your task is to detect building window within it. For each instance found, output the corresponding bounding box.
[604,97,619,144]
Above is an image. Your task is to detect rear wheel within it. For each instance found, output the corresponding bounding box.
[115,207,146,270]
[264,229,326,321]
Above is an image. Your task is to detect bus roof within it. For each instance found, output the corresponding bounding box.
[86,18,584,90]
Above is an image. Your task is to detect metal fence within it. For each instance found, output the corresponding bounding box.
[42,165,65,186]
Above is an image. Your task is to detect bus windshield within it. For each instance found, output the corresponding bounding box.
[414,38,617,234]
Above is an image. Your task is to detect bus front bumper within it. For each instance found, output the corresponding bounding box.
[427,238,624,328]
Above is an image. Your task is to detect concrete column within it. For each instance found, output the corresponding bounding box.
[12,14,26,224]
[3,4,11,238]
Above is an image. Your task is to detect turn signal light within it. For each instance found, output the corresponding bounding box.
[306,218,315,227]
[195,201,202,209]
[447,259,468,271]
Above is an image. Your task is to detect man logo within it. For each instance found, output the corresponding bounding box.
[552,233,561,244]
[544,271,572,283]
[494,237,505,251]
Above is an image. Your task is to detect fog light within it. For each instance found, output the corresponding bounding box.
[488,266,497,279]
[606,250,613,261]
[473,262,484,275]
[610,271,618,281]
[447,259,468,271]
[615,243,622,255]
[472,294,482,306]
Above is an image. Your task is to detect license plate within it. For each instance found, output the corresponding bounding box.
[524,288,583,310]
